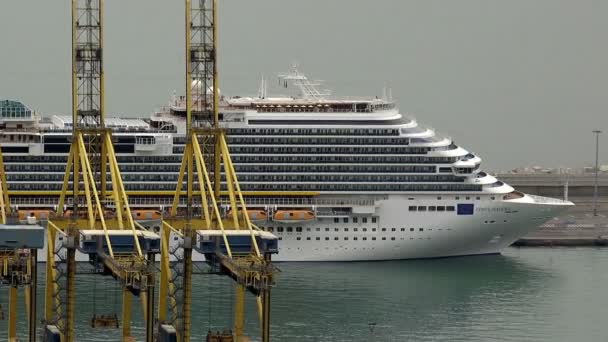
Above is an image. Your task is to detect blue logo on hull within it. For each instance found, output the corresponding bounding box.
[457,204,474,215]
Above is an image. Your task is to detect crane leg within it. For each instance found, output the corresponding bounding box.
[234,285,246,342]
[8,286,17,342]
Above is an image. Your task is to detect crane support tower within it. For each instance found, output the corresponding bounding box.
[157,1,278,341]
[43,1,158,341]
[1,128,43,342]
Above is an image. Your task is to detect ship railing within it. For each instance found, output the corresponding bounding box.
[217,197,377,207]
[9,196,378,208]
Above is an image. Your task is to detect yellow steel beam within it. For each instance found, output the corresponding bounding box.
[220,135,261,257]
[192,135,232,258]
[158,226,169,322]
[105,132,143,256]
[56,142,75,216]
[107,134,125,229]
[76,138,96,228]
[234,284,245,342]
[221,144,240,228]
[171,143,190,216]
[192,140,211,229]
[122,287,132,340]
[44,227,57,322]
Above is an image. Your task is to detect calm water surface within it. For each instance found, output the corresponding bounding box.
[1,247,607,341]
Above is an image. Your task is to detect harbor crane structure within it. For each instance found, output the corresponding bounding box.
[1,129,43,342]
[43,1,158,341]
[157,1,278,341]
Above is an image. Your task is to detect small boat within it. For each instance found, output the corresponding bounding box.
[273,210,315,222]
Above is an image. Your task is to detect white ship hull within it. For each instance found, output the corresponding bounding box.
[34,194,570,262]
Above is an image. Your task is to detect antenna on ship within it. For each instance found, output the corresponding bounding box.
[258,74,267,99]
[277,63,331,99]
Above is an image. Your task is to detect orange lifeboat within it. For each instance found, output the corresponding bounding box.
[18,210,50,222]
[131,210,162,220]
[273,210,315,222]
[226,209,268,222]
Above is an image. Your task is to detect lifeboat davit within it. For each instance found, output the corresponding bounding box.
[62,210,114,219]
[227,209,268,222]
[273,210,315,222]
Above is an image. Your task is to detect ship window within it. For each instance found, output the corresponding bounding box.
[408,206,417,212]
[296,227,302,232]
[372,217,377,223]
[491,196,495,200]
[363,228,367,232]
[277,227,284,232]
[306,237,311,240]
[334,237,339,240]
[446,206,455,211]
[428,206,436,211]
[325,237,329,240]
[325,228,330,231]
[382,237,386,240]
[354,237,358,241]
[391,228,396,232]
[334,218,339,223]
[400,228,405,231]
[316,228,321,231]
[267,227,274,232]
[381,228,386,232]
[344,237,348,240]
[437,206,445,212]
[372,228,376,232]
[465,196,470,200]
[372,237,376,241]
[286,227,293,232]
[362,217,368,223]
[316,237,320,240]
[455,196,460,200]
[344,228,349,232]
[363,237,367,241]
[410,228,414,232]
[476,196,481,200]
[296,237,301,240]
[354,228,358,232]
[353,217,358,223]
[343,218,348,223]
[417,206,426,211]
[419,228,424,232]
[334,228,339,232]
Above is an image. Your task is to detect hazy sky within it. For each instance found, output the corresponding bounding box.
[1,0,606,170]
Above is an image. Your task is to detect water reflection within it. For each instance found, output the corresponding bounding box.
[3,248,607,342]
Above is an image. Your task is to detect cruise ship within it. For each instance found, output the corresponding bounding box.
[0,67,573,261]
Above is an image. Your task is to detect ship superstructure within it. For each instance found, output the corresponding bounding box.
[1,67,573,261]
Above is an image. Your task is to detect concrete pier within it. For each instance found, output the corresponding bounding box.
[514,198,608,247]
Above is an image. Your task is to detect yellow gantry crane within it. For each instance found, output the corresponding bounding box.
[157,1,277,342]
[43,1,158,341]
[1,144,42,342]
